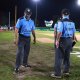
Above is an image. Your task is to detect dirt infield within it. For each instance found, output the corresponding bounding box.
[37,38,53,43]
[37,33,80,43]
[42,33,80,41]
[76,35,80,41]
[0,29,3,32]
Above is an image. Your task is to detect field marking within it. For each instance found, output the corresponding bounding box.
[71,52,80,55]
[77,55,80,57]
[74,46,80,48]
[71,52,80,58]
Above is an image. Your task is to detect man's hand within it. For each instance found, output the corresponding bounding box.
[14,39,18,46]
[32,30,36,44]
[56,40,59,48]
[33,38,36,44]
[74,36,78,42]
[73,35,78,42]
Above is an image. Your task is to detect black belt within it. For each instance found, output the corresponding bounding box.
[19,34,30,38]
[60,37,72,41]
[60,37,72,39]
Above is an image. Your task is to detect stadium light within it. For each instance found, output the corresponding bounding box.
[32,0,40,27]
[33,0,40,2]
[77,0,80,6]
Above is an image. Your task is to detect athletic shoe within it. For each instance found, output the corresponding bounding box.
[50,73,61,79]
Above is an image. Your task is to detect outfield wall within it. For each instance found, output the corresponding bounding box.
[36,27,80,32]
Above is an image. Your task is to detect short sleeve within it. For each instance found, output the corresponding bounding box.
[57,21,63,32]
[15,19,21,29]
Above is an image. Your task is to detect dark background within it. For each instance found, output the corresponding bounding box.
[0,0,80,28]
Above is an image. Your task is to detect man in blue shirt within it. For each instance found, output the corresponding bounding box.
[14,8,36,73]
[51,9,77,78]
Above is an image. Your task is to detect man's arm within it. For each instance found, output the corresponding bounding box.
[56,32,62,42]
[56,32,62,48]
[73,34,77,42]
[14,27,19,45]
[14,18,21,45]
[54,23,58,45]
[54,28,57,41]
[32,30,36,44]
[73,23,77,42]
[55,21,63,48]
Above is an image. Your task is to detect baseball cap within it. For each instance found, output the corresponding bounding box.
[24,8,32,15]
[61,9,70,15]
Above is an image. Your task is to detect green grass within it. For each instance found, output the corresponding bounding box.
[0,31,80,80]
[24,76,53,80]
[0,64,16,80]
[0,49,16,80]
[0,31,14,43]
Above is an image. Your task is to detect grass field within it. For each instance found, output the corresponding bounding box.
[0,30,80,80]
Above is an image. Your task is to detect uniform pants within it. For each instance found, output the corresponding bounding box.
[54,38,72,76]
[15,36,30,69]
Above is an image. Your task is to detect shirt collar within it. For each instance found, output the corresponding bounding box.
[24,16,31,21]
[62,15,69,19]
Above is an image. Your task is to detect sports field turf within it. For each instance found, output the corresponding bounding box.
[0,30,80,80]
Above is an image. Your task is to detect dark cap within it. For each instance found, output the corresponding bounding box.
[61,9,70,15]
[24,8,32,15]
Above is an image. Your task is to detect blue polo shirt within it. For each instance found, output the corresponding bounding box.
[16,17,35,37]
[57,18,76,38]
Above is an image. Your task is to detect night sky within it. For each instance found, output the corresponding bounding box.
[0,0,80,28]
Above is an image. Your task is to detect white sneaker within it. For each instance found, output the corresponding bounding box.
[50,73,61,78]
[63,72,70,76]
